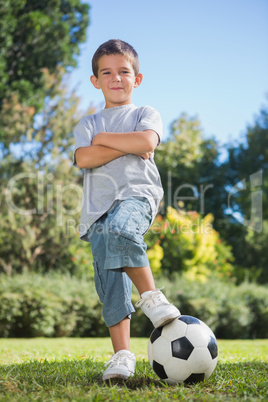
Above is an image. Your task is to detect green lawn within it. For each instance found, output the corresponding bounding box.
[0,338,267,401]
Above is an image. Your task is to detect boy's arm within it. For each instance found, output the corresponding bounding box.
[75,144,127,169]
[92,130,159,154]
[76,145,152,169]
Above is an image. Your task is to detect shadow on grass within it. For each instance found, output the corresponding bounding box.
[101,376,166,390]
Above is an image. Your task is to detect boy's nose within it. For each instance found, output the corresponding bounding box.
[113,74,121,82]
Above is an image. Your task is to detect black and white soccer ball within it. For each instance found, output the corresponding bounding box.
[148,315,218,384]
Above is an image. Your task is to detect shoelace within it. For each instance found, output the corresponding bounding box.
[105,352,135,369]
[136,288,167,308]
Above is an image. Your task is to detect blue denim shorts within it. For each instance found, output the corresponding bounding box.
[86,197,152,327]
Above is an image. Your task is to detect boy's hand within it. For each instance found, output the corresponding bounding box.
[92,130,158,155]
[75,145,126,169]
[137,151,153,160]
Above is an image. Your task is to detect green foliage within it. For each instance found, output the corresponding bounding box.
[0,1,94,277]
[155,113,226,220]
[0,71,95,276]
[158,276,268,340]
[0,0,267,292]
[0,159,93,276]
[222,103,268,284]
[0,0,90,109]
[145,207,234,281]
[0,273,107,338]
[132,275,268,339]
[2,272,266,339]
[236,282,268,338]
[146,243,163,276]
[226,105,268,220]
[154,108,268,284]
[0,273,268,339]
[243,220,268,283]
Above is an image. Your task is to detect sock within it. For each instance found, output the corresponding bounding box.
[141,290,153,299]
[116,349,131,355]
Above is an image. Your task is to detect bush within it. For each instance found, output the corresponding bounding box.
[132,276,268,339]
[145,208,234,281]
[236,283,268,338]
[0,273,267,339]
[0,273,107,338]
[160,276,268,339]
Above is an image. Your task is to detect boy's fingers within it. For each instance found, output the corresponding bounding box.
[135,151,152,159]
[141,153,150,159]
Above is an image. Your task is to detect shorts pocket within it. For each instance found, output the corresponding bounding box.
[109,201,149,244]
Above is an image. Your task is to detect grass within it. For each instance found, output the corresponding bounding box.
[0,338,267,401]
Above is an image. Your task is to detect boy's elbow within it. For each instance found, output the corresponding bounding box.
[149,138,158,152]
[75,149,85,169]
[77,156,91,169]
[75,148,97,169]
[76,159,84,169]
[145,130,159,151]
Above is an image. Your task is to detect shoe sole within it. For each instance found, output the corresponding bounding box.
[154,312,181,328]
[102,373,134,381]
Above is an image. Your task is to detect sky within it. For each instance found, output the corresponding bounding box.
[70,0,268,146]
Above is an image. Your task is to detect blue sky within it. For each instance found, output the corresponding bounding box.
[70,0,268,145]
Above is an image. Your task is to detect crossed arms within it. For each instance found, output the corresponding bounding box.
[75,130,159,169]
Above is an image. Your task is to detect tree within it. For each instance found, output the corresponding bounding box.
[225,105,268,221]
[0,72,95,276]
[0,0,89,110]
[154,109,268,283]
[222,103,268,283]
[0,0,90,158]
[155,113,227,222]
[0,1,92,276]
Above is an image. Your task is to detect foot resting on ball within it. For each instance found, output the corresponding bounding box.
[135,289,181,328]
[102,350,136,381]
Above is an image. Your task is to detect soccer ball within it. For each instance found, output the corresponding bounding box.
[148,315,218,384]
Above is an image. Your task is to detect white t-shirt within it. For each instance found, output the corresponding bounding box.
[73,103,164,240]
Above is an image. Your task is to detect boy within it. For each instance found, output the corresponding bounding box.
[73,39,180,381]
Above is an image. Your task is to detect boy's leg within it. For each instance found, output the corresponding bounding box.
[123,266,155,295]
[109,317,130,353]
[124,265,181,328]
[113,197,180,327]
[90,259,136,381]
[103,317,136,381]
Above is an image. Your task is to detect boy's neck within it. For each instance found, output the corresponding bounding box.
[103,103,134,110]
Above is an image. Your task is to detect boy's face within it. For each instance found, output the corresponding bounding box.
[90,54,143,108]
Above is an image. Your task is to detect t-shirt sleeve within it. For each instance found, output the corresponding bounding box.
[73,117,93,167]
[136,106,163,145]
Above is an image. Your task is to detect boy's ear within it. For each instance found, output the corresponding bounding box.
[90,75,101,89]
[134,73,143,88]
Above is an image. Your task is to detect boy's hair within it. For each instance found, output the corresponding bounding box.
[92,39,139,77]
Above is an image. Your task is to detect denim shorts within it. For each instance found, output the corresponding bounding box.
[86,197,152,327]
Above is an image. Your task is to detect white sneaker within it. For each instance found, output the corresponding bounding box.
[135,289,181,328]
[102,350,136,381]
